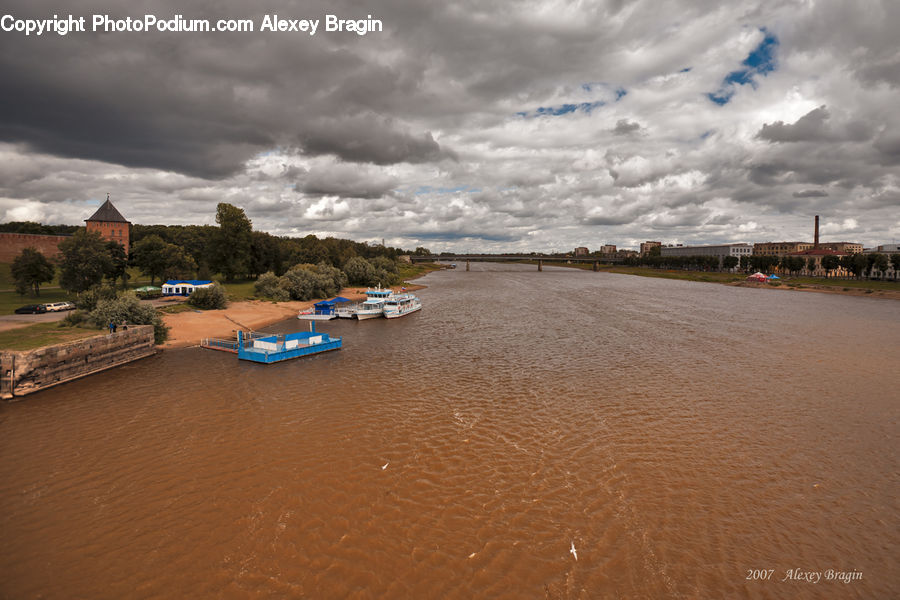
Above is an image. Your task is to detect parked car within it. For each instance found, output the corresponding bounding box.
[14,304,47,314]
[44,302,75,312]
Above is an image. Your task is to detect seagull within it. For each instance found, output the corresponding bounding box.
[570,541,577,561]
[382,461,389,470]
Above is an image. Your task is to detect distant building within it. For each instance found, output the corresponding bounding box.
[757,216,862,259]
[600,244,617,254]
[574,247,589,256]
[661,243,753,268]
[753,241,813,257]
[875,244,900,253]
[820,242,863,254]
[86,195,130,254]
[786,248,846,277]
[640,241,661,255]
[162,280,214,296]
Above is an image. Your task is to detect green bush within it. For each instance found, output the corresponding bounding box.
[343,256,376,286]
[278,263,347,301]
[369,256,398,274]
[187,283,228,310]
[61,309,89,327]
[254,271,290,301]
[76,284,118,311]
[89,293,168,344]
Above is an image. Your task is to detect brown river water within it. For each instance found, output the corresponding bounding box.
[1,264,898,599]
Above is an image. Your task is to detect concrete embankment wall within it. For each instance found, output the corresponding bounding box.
[1,325,156,400]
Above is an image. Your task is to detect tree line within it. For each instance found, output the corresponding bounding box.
[623,250,899,279]
[9,203,431,297]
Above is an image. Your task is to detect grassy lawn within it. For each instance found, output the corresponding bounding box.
[398,261,444,282]
[219,280,258,301]
[157,303,197,314]
[780,276,900,291]
[605,266,745,283]
[0,322,101,351]
[601,266,899,291]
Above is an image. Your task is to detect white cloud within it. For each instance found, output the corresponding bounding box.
[0,0,897,251]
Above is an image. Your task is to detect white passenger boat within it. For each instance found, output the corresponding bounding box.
[383,293,422,318]
[353,286,394,320]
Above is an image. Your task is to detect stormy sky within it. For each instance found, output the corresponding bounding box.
[1,0,898,251]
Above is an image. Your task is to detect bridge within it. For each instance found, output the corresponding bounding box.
[410,254,624,271]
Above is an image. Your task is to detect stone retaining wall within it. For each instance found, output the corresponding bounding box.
[1,325,156,400]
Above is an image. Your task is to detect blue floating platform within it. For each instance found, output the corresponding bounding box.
[236,324,341,364]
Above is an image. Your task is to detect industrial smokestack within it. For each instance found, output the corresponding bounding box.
[814,215,819,248]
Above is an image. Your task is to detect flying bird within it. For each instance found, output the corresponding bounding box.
[570,541,577,560]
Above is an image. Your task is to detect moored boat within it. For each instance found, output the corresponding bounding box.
[237,323,342,364]
[353,286,394,320]
[383,292,422,318]
[297,296,351,320]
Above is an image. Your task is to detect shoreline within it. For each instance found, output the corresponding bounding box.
[591,266,900,300]
[725,279,900,299]
[161,283,426,349]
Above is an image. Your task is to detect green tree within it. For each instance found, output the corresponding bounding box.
[160,245,198,281]
[277,263,347,301]
[209,203,252,281]
[739,254,751,272]
[842,254,867,279]
[343,256,376,286]
[11,247,55,296]
[369,256,398,274]
[871,253,889,280]
[106,241,129,289]
[806,257,818,275]
[722,255,739,271]
[890,253,900,280]
[820,254,840,278]
[131,235,169,285]
[249,231,282,278]
[58,229,112,293]
[89,293,168,344]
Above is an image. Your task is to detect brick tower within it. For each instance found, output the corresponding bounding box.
[85,194,130,254]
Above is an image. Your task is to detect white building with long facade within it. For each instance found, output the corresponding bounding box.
[660,243,753,268]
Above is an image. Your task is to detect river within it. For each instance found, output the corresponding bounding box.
[1,264,898,598]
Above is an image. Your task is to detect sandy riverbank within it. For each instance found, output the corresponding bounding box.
[161,284,424,348]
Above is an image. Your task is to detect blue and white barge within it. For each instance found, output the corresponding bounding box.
[237,324,342,363]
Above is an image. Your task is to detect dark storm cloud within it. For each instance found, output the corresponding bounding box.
[300,162,398,198]
[873,127,900,164]
[757,106,831,143]
[299,117,454,165]
[0,0,456,178]
[612,119,641,135]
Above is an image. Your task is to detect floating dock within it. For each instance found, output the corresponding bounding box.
[236,325,341,364]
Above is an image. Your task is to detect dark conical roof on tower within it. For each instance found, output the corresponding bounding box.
[86,195,129,223]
